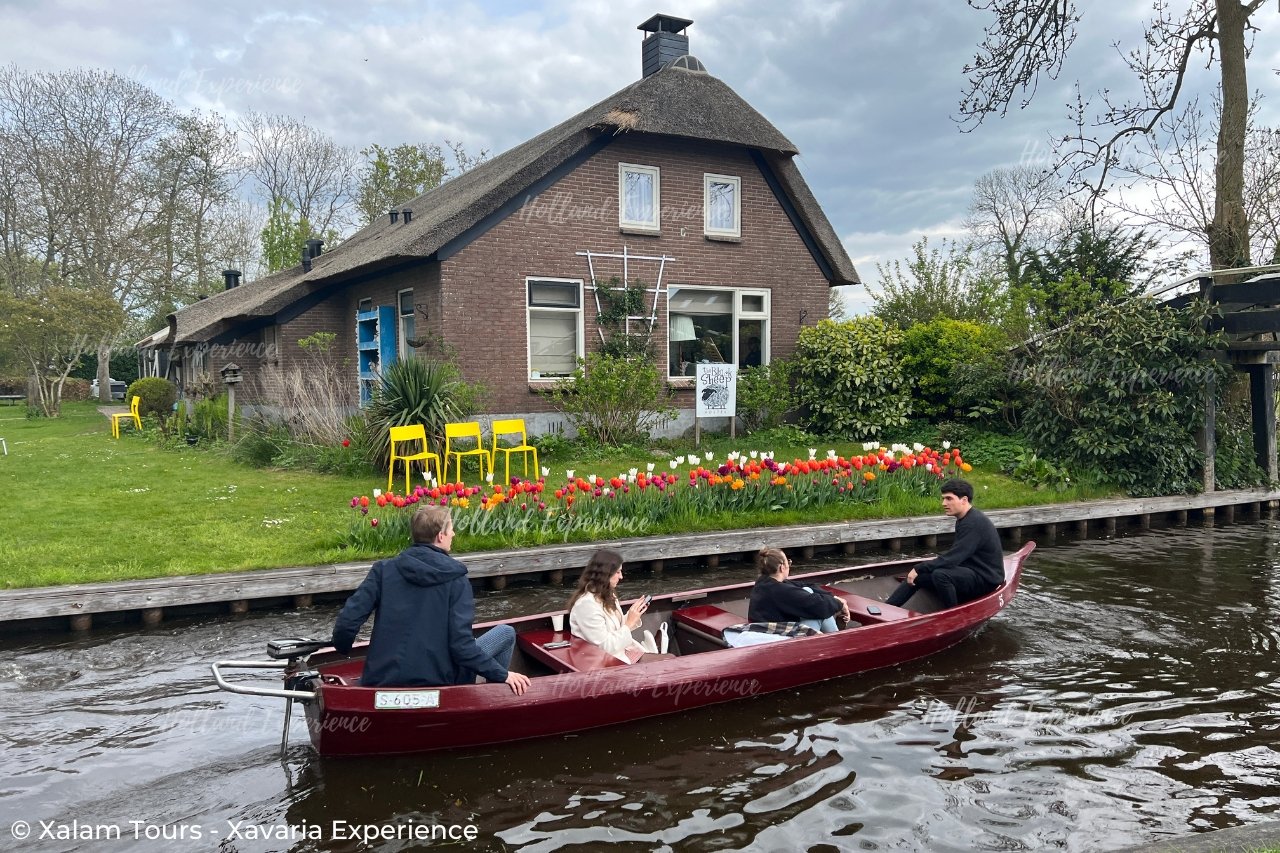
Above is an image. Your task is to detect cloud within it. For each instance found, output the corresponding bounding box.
[1,0,1276,284]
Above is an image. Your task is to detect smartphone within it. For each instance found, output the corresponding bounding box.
[641,594,653,606]
[866,605,882,615]
[542,640,572,650]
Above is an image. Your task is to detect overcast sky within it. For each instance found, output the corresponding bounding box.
[1,0,1277,312]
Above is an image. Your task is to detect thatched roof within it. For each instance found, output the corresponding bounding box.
[168,63,858,345]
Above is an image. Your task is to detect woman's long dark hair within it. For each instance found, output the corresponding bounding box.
[567,548,624,613]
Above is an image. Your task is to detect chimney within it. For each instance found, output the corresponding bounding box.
[638,14,693,78]
[389,209,400,224]
[301,248,312,273]
[401,208,413,224]
[305,238,324,259]
[222,269,242,290]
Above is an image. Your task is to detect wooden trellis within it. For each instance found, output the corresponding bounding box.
[576,246,677,344]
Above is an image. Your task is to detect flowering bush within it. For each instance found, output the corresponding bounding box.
[343,444,970,551]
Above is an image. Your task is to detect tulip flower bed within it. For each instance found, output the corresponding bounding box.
[344,444,972,551]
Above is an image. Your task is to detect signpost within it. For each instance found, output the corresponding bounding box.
[694,362,736,444]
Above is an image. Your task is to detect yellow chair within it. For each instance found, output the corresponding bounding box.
[111,395,142,439]
[491,418,539,483]
[443,421,490,483]
[388,424,442,493]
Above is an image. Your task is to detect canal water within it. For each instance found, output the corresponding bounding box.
[2,521,1279,852]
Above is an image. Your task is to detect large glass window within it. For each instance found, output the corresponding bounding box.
[527,278,583,379]
[619,163,660,231]
[667,286,769,378]
[397,289,415,358]
[704,174,741,238]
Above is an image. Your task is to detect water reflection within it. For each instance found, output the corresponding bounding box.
[2,522,1280,851]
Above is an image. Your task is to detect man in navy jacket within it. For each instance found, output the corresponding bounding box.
[332,505,530,694]
[885,478,1004,610]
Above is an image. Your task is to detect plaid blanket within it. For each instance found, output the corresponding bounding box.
[724,621,820,638]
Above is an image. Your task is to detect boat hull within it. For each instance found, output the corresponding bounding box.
[302,543,1033,756]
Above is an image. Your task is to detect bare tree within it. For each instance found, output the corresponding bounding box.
[238,111,358,237]
[963,164,1062,288]
[146,111,244,308]
[1106,95,1280,266]
[0,66,175,399]
[958,0,1269,269]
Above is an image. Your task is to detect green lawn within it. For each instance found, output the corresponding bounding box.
[0,402,1114,589]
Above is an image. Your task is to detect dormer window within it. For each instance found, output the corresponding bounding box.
[619,163,660,233]
[704,174,740,239]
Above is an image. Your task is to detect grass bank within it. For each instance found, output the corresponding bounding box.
[0,403,1113,589]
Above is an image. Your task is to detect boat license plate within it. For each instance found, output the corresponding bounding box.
[374,690,440,710]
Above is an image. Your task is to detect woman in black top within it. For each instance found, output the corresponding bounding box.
[747,548,849,632]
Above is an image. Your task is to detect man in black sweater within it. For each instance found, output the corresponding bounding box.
[885,478,1004,609]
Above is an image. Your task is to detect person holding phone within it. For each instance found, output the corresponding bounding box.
[748,548,849,632]
[567,549,672,663]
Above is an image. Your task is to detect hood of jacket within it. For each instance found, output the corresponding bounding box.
[388,543,467,588]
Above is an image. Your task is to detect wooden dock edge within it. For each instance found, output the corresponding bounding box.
[2,488,1276,629]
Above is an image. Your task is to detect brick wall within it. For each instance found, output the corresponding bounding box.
[202,135,837,424]
[440,135,834,414]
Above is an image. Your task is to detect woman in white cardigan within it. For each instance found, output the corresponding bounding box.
[567,549,669,664]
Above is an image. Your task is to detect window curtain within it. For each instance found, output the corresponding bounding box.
[708,181,735,231]
[624,171,654,223]
[529,312,576,376]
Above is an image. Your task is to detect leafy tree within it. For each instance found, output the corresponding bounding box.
[872,237,1008,328]
[355,143,449,226]
[792,318,911,438]
[1019,298,1230,496]
[0,286,124,416]
[958,0,1269,269]
[260,198,317,274]
[1020,219,1155,329]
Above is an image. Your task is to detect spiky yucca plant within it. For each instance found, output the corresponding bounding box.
[363,357,474,470]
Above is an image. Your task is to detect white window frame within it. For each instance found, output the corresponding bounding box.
[618,163,661,232]
[397,288,415,359]
[527,277,584,380]
[704,174,741,238]
[666,285,770,379]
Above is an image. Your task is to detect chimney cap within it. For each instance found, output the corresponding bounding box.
[638,14,693,34]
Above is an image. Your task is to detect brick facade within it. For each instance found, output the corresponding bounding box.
[197,134,833,423]
[440,135,831,414]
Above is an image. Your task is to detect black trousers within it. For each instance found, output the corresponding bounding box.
[885,565,995,610]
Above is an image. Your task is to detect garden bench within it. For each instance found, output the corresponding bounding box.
[0,394,22,405]
[517,629,628,673]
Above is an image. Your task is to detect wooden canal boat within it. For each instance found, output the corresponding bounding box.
[212,542,1035,756]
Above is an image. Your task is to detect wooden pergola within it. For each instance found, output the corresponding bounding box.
[1165,267,1280,487]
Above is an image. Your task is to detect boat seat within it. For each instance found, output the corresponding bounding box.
[673,604,742,651]
[517,629,628,673]
[820,585,917,624]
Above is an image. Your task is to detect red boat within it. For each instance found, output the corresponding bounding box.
[212,542,1035,756]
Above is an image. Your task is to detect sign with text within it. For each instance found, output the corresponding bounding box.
[695,363,737,418]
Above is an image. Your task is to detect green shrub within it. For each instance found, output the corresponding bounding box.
[792,318,911,439]
[364,357,475,469]
[61,378,91,401]
[125,377,177,420]
[190,394,229,442]
[899,318,1009,420]
[546,353,676,447]
[737,359,797,434]
[1214,398,1267,489]
[1020,298,1230,496]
